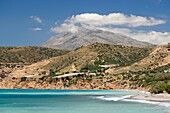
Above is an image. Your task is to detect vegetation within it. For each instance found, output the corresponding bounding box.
[20,77,27,82]
[82,65,101,72]
[89,43,152,66]
[0,43,169,94]
[150,82,170,94]
[118,63,170,94]
[0,46,69,63]
[44,42,152,73]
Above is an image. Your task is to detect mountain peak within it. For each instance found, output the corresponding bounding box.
[43,28,153,50]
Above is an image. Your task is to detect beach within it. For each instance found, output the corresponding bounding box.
[128,93,170,102]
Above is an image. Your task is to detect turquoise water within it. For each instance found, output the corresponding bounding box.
[0,89,169,113]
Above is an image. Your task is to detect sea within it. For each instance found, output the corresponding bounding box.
[0,89,169,113]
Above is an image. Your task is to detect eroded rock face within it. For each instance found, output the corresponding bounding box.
[0,76,148,90]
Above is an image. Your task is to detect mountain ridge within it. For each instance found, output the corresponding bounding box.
[43,28,153,50]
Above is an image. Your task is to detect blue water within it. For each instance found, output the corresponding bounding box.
[0,89,169,113]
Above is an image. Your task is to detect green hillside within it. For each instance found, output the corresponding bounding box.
[0,46,69,63]
[43,42,152,73]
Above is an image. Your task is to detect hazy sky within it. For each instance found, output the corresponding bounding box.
[0,0,170,46]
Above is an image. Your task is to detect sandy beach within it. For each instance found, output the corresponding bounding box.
[122,93,170,113]
[128,94,170,102]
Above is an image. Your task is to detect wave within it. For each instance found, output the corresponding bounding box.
[96,95,133,101]
[138,91,150,94]
[95,95,170,108]
[123,99,170,107]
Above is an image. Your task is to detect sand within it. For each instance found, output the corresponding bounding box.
[128,94,170,102]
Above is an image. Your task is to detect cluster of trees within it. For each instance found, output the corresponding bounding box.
[150,82,170,94]
[124,69,170,94]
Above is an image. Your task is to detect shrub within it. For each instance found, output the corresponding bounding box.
[150,82,166,94]
[165,85,170,94]
[21,77,27,82]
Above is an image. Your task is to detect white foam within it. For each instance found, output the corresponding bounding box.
[123,99,170,107]
[96,95,133,101]
[96,95,170,108]
[138,91,150,94]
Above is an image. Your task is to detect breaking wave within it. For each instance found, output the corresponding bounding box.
[96,95,133,101]
[96,95,170,108]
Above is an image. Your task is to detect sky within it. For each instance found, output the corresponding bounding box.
[0,0,170,46]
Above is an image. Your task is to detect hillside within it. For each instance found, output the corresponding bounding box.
[2,43,170,94]
[43,28,153,50]
[9,43,152,77]
[0,46,69,64]
[106,43,170,74]
[105,43,170,94]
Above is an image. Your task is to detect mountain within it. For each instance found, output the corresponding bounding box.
[0,46,69,64]
[9,43,152,77]
[43,28,153,50]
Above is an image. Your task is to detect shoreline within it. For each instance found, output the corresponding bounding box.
[127,93,170,102]
[0,88,170,109]
[0,88,169,101]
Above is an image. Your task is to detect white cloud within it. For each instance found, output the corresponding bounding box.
[50,13,169,45]
[129,30,170,45]
[51,13,166,33]
[66,13,166,27]
[51,23,79,33]
[32,28,42,31]
[30,16,42,23]
[98,27,170,45]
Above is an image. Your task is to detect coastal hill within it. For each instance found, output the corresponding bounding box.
[105,43,170,94]
[106,43,170,74]
[43,28,153,50]
[43,42,152,73]
[0,46,69,64]
[9,42,152,77]
[0,46,69,77]
[0,43,170,94]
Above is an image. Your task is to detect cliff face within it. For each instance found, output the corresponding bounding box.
[43,29,153,50]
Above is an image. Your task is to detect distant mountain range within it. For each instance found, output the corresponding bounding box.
[43,28,153,50]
